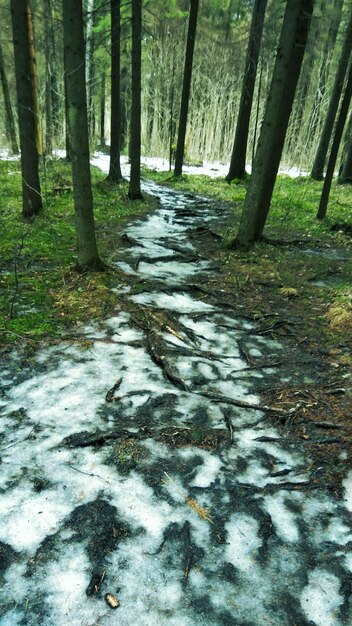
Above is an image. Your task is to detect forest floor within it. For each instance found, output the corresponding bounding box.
[0,156,352,625]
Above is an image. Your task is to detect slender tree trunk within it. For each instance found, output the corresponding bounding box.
[100,71,106,148]
[234,0,314,249]
[0,38,18,154]
[226,0,267,182]
[107,0,123,182]
[26,2,42,156]
[43,0,53,155]
[174,0,199,177]
[317,59,352,219]
[62,0,103,272]
[128,0,143,199]
[307,0,343,146]
[311,9,352,180]
[10,0,42,217]
[86,0,95,141]
[338,112,352,183]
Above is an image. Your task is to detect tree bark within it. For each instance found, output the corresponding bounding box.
[99,71,106,149]
[26,2,42,156]
[226,0,268,182]
[311,9,352,180]
[10,0,42,217]
[0,38,18,154]
[234,0,314,248]
[338,112,352,183]
[128,0,143,199]
[174,0,199,177]
[317,59,352,219]
[107,0,123,182]
[85,0,95,141]
[62,0,103,272]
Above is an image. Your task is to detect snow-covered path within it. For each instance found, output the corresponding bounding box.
[1,160,351,625]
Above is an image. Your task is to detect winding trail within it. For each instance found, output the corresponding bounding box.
[0,159,351,626]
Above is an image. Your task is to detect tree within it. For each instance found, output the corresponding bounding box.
[338,112,352,183]
[62,0,103,271]
[0,38,18,154]
[128,0,143,199]
[233,0,314,249]
[107,0,124,182]
[85,0,96,139]
[26,1,42,156]
[10,0,42,218]
[174,0,199,177]
[317,58,352,219]
[226,0,268,182]
[311,8,352,180]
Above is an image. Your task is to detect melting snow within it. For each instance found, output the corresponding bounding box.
[0,156,350,626]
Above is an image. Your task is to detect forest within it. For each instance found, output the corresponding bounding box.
[0,1,352,625]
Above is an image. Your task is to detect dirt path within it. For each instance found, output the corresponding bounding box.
[0,175,351,626]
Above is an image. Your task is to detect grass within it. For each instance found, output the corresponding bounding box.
[0,158,156,348]
[142,164,352,359]
[142,167,352,239]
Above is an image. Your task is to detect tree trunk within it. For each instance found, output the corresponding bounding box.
[85,0,95,141]
[62,0,103,272]
[26,2,42,156]
[307,0,343,147]
[311,9,352,180]
[99,71,106,149]
[234,0,314,248]
[174,0,199,177]
[128,0,143,199]
[226,0,268,182]
[0,38,18,154]
[317,59,352,219]
[10,0,42,217]
[107,0,123,182]
[43,0,53,155]
[338,112,352,183]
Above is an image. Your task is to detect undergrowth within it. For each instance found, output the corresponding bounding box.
[0,158,155,347]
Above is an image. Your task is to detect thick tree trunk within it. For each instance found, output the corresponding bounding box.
[234,0,313,248]
[174,0,199,177]
[311,9,352,180]
[317,60,352,219]
[338,112,352,183]
[26,2,42,156]
[62,0,103,272]
[128,0,143,199]
[107,0,123,182]
[10,0,42,217]
[226,0,267,182]
[0,38,18,154]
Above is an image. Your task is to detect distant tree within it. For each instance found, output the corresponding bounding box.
[85,0,96,140]
[307,0,343,147]
[107,0,123,182]
[226,0,268,182]
[62,0,103,271]
[99,70,106,149]
[317,58,352,219]
[174,0,199,177]
[311,9,352,180]
[10,0,42,217]
[0,38,18,154]
[128,0,143,199]
[233,0,314,248]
